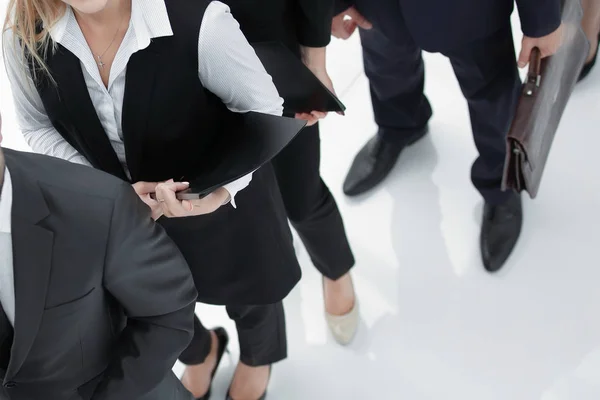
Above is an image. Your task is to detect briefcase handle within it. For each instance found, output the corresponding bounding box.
[524,47,542,96]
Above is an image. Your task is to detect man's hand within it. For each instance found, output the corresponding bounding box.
[132,181,163,220]
[518,23,564,68]
[332,6,372,40]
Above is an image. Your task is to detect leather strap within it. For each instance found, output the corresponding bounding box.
[524,47,542,96]
[528,47,542,77]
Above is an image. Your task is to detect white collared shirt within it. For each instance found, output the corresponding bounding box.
[0,167,15,326]
[4,0,284,207]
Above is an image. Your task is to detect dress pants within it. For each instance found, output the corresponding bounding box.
[272,123,355,280]
[355,0,522,204]
[179,303,287,366]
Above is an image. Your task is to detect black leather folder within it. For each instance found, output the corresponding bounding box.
[175,111,307,200]
[252,41,346,114]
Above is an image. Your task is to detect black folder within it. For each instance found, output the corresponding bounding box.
[252,41,346,114]
[175,112,306,200]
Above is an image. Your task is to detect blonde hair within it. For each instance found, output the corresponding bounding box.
[3,0,66,79]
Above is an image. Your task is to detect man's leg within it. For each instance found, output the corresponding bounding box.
[343,0,432,196]
[443,25,523,272]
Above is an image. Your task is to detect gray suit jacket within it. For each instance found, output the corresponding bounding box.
[1,149,197,400]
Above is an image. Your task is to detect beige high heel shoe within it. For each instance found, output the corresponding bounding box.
[325,301,359,345]
[323,277,359,345]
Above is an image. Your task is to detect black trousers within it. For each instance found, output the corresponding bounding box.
[179,303,287,367]
[356,0,522,204]
[272,123,355,280]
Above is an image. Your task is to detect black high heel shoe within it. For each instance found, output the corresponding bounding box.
[190,327,230,400]
[579,31,600,82]
[225,365,271,400]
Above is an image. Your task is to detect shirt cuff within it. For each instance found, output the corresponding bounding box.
[222,173,253,208]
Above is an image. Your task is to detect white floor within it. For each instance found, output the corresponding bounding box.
[1,8,600,400]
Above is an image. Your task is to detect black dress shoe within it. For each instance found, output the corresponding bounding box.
[226,365,271,400]
[579,31,599,82]
[480,192,523,273]
[194,327,230,400]
[343,128,428,196]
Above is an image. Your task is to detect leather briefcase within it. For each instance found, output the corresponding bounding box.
[502,0,589,198]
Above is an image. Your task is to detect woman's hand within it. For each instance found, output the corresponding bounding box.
[295,46,341,126]
[132,181,163,220]
[295,110,328,126]
[154,181,231,218]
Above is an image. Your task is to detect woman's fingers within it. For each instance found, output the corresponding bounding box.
[311,111,328,119]
[155,181,190,217]
[296,111,328,127]
[187,188,230,215]
[154,183,229,217]
[132,181,159,196]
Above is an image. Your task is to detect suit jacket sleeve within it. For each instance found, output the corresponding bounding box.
[296,0,335,47]
[91,183,197,400]
[515,0,562,38]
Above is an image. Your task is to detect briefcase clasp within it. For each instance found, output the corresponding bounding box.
[524,74,541,96]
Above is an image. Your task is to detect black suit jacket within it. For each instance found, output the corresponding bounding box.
[294,0,335,47]
[336,0,561,52]
[223,0,334,51]
[1,149,197,400]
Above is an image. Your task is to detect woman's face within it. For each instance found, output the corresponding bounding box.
[60,0,111,15]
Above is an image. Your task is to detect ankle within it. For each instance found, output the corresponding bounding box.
[229,363,271,399]
[587,41,598,63]
[209,330,218,352]
[324,273,355,295]
[323,274,356,315]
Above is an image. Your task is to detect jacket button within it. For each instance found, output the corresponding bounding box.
[4,381,17,388]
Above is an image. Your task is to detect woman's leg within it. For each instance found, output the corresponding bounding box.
[226,303,286,399]
[582,0,600,63]
[271,124,356,317]
[180,315,222,398]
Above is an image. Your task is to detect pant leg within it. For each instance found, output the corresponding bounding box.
[178,314,212,366]
[226,303,287,366]
[355,0,432,144]
[442,25,522,204]
[271,124,355,280]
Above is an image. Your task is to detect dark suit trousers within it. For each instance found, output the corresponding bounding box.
[179,303,287,366]
[272,123,355,280]
[356,0,522,204]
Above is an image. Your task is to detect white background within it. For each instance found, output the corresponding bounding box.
[1,3,599,399]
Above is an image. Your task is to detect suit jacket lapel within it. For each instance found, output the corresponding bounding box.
[4,161,53,379]
[121,42,160,182]
[44,44,128,181]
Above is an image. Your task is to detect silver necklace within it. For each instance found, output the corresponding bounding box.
[95,5,127,69]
